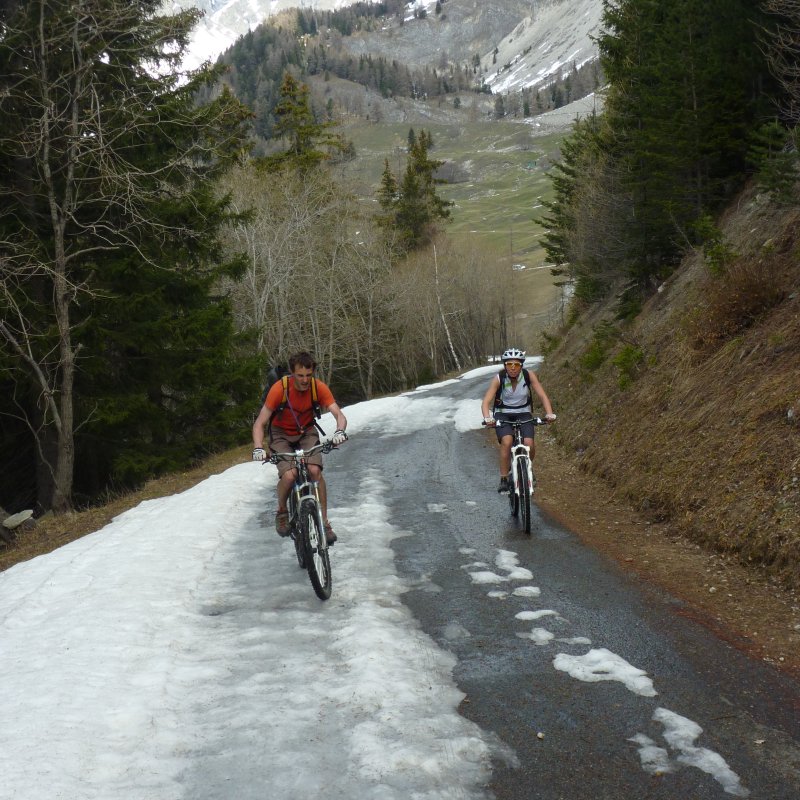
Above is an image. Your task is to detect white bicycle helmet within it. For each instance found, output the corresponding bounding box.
[501,347,525,363]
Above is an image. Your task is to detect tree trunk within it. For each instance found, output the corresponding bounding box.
[433,245,460,372]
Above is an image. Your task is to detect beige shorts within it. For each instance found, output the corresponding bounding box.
[269,427,323,477]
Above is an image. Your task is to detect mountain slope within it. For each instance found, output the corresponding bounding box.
[164,0,348,70]
[339,1,547,73]
[166,0,603,90]
[481,0,604,93]
[539,183,800,592]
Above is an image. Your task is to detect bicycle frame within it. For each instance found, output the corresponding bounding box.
[490,415,546,534]
[268,439,337,600]
[288,456,326,550]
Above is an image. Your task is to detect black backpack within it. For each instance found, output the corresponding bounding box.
[259,364,289,408]
[493,367,533,410]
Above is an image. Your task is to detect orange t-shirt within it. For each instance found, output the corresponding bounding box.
[265,377,335,435]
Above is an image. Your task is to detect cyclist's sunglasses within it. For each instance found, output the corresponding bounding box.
[505,360,523,368]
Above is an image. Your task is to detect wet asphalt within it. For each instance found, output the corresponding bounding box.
[333,372,800,800]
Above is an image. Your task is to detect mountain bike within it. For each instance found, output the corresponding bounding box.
[269,440,339,600]
[486,416,547,535]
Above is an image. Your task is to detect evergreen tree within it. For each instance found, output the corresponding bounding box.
[540,114,619,302]
[0,0,255,511]
[581,0,775,291]
[382,131,453,250]
[259,72,346,172]
[71,180,259,499]
[748,120,799,204]
[378,159,400,216]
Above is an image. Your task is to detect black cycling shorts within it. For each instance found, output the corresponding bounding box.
[494,412,535,442]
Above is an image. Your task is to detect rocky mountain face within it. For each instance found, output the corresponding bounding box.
[166,0,603,90]
[482,0,604,93]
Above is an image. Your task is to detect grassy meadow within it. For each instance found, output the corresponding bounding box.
[338,116,569,349]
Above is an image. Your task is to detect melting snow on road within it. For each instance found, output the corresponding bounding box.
[0,455,513,799]
[553,648,657,697]
[630,709,750,797]
[477,543,750,797]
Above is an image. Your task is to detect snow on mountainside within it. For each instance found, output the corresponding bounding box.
[483,0,604,93]
[166,0,604,92]
[164,0,354,71]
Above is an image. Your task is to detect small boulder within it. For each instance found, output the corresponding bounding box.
[3,509,34,530]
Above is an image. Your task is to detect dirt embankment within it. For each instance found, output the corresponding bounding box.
[536,185,800,674]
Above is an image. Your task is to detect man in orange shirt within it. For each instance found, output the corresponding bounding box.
[252,352,348,544]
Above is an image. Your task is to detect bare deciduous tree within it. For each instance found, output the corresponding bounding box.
[762,1,800,125]
[220,165,397,392]
[0,0,248,510]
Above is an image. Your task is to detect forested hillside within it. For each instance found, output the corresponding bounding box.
[201,1,603,142]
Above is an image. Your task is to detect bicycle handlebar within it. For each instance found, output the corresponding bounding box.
[482,416,548,427]
[267,440,338,463]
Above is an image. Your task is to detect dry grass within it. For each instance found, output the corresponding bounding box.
[540,186,800,590]
[687,218,797,349]
[535,436,800,676]
[0,446,250,573]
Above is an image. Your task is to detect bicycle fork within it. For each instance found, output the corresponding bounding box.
[294,479,327,552]
[510,444,534,496]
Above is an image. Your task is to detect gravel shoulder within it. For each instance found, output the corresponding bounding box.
[535,430,800,680]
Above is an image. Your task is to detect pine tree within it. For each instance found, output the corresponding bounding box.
[540,114,618,302]
[377,159,400,215]
[0,0,255,510]
[748,120,799,204]
[382,131,453,250]
[260,72,346,172]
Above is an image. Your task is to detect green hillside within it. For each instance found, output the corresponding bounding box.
[338,116,568,344]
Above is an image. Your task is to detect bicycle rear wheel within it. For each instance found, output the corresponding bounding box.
[517,459,531,534]
[301,504,332,600]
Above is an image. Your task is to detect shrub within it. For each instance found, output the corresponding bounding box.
[693,214,738,276]
[539,331,561,356]
[579,321,618,374]
[612,344,644,389]
[616,285,643,320]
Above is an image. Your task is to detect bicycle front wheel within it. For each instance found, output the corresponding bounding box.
[288,494,305,568]
[508,473,519,517]
[293,527,306,568]
[518,460,531,534]
[301,504,332,601]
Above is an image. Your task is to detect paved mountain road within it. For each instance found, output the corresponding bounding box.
[332,371,800,799]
